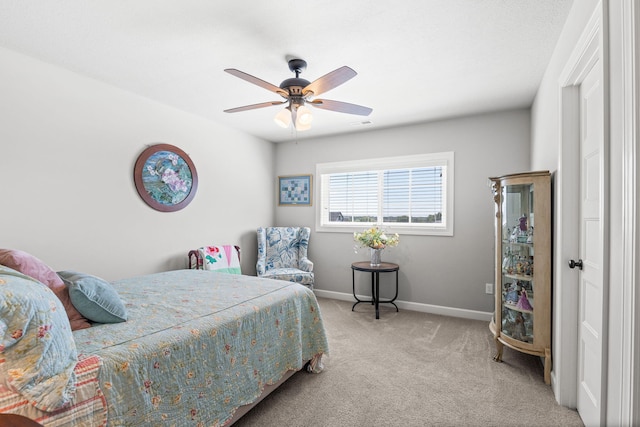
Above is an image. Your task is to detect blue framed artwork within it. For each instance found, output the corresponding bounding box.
[278,175,312,206]
[133,144,198,212]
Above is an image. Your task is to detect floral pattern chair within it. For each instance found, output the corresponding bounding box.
[256,227,314,289]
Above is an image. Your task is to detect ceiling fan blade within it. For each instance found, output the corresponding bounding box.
[302,66,357,97]
[309,99,372,116]
[224,100,286,113]
[224,69,289,97]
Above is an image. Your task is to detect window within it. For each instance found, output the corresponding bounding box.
[316,152,454,236]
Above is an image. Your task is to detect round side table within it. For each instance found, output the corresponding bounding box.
[351,261,399,319]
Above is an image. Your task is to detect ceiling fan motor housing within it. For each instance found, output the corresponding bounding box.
[279,78,311,95]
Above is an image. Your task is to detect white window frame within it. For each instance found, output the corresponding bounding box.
[315,152,454,236]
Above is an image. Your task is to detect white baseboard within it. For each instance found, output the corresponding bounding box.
[313,289,493,322]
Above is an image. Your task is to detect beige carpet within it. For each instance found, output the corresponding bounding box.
[234,297,583,427]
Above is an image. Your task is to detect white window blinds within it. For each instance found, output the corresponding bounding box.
[316,152,454,236]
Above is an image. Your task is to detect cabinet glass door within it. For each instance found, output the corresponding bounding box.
[499,183,534,344]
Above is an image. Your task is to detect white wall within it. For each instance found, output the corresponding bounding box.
[0,46,275,280]
[275,109,531,314]
[531,0,600,171]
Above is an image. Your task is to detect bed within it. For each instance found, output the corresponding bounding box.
[0,252,329,426]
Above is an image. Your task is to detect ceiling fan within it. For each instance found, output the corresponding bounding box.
[223,58,372,131]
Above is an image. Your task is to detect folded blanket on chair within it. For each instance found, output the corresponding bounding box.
[198,245,241,275]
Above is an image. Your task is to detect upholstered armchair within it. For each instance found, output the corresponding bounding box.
[256,227,314,289]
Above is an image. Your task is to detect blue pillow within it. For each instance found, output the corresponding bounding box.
[58,271,128,324]
[0,265,78,411]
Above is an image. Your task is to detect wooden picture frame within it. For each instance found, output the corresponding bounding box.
[278,174,312,206]
[134,144,198,212]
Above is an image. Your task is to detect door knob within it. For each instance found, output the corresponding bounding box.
[569,259,583,270]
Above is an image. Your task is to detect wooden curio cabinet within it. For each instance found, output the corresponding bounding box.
[489,171,551,384]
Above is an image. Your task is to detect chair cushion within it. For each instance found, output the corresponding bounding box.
[264,227,304,269]
[261,268,314,287]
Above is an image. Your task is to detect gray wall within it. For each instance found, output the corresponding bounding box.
[275,109,531,314]
[0,46,275,280]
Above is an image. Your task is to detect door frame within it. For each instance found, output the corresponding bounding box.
[607,0,640,424]
[555,2,607,416]
[555,1,639,424]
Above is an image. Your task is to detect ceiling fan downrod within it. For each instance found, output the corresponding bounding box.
[288,58,307,77]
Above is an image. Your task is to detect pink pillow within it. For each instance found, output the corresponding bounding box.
[0,249,91,330]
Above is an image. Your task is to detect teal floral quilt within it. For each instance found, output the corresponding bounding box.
[72,269,328,426]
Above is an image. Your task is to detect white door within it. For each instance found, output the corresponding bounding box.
[575,55,606,426]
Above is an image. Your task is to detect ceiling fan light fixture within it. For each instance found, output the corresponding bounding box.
[296,105,313,126]
[294,120,311,131]
[274,108,291,128]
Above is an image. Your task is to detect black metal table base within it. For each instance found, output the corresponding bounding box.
[351,262,399,319]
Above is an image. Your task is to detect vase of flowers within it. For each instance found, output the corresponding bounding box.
[354,227,400,266]
[369,247,383,266]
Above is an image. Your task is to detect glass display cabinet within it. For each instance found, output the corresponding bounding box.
[489,171,551,384]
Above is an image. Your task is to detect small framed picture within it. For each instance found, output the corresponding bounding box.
[278,175,312,206]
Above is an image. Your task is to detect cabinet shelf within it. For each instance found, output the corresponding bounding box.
[501,330,533,343]
[502,240,533,248]
[503,273,533,281]
[490,170,551,385]
[503,303,533,315]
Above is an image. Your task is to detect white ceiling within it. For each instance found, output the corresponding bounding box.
[0,0,573,143]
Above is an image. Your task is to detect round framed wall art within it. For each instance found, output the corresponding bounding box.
[133,144,198,212]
